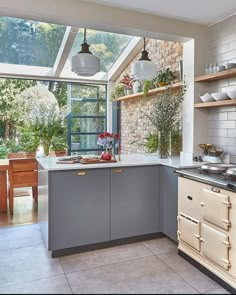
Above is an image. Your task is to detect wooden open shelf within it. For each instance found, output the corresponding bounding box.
[113,82,182,102]
[195,99,236,108]
[195,67,236,82]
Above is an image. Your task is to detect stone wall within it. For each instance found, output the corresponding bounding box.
[116,39,183,154]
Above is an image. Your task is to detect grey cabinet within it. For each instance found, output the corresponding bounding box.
[162,166,178,242]
[49,169,110,250]
[111,166,160,240]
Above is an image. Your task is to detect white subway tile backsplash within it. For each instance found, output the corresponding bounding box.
[219,106,236,112]
[209,129,228,137]
[228,129,236,137]
[207,15,236,160]
[208,112,227,120]
[228,147,236,156]
[227,112,236,120]
[210,120,235,129]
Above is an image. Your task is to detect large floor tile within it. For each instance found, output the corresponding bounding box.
[67,255,198,294]
[60,242,153,273]
[0,244,63,287]
[143,237,178,255]
[203,287,231,294]
[0,275,72,294]
[177,267,220,294]
[0,224,43,251]
[157,249,196,273]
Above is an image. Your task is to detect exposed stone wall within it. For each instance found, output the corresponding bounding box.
[116,39,183,154]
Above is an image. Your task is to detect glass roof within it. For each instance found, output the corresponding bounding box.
[64,29,132,72]
[0,16,136,81]
[0,17,66,67]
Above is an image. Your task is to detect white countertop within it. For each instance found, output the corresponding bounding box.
[37,154,202,171]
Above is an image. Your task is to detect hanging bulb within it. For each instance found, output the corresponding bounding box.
[71,29,100,76]
[131,38,157,81]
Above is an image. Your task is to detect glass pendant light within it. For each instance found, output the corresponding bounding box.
[131,38,157,81]
[71,28,100,76]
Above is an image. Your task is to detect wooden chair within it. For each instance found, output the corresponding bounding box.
[8,158,38,215]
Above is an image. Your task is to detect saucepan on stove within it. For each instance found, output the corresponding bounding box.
[201,163,236,174]
[226,167,236,177]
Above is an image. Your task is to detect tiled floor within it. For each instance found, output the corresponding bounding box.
[0,224,231,294]
[0,194,38,227]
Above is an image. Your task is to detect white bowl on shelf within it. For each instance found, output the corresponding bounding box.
[200,93,214,102]
[227,90,236,99]
[211,92,228,101]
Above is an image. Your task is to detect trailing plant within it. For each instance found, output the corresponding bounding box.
[110,84,124,101]
[143,80,154,98]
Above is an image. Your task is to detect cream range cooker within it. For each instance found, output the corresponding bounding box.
[175,166,236,293]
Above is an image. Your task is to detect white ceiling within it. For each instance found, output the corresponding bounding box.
[86,0,236,26]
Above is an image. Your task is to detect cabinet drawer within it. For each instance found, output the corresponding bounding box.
[178,214,200,251]
[201,188,231,230]
[201,223,231,271]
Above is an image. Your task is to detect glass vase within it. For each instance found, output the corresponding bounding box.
[158,131,171,158]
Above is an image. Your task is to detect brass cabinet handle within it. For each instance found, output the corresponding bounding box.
[77,171,87,176]
[112,169,123,173]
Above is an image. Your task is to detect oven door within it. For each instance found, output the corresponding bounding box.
[178,213,201,251]
[201,188,231,231]
[201,223,231,271]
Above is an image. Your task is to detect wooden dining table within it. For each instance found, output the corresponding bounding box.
[0,159,9,213]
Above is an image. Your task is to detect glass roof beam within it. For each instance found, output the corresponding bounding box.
[53,26,79,77]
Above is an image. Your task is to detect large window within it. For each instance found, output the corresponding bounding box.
[67,83,107,154]
[0,17,66,67]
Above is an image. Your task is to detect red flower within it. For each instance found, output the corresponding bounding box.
[115,133,119,140]
[99,133,105,138]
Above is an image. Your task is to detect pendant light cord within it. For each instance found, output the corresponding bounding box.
[84,28,87,43]
[143,37,146,51]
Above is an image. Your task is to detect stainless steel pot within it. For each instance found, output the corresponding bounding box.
[201,163,236,174]
[226,167,236,176]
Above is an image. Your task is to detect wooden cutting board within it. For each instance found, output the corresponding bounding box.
[79,158,117,164]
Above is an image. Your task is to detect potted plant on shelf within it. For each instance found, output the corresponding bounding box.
[110,84,125,101]
[154,68,176,87]
[120,74,134,96]
[19,127,40,158]
[51,136,68,157]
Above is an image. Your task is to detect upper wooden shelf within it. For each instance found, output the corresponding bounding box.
[195,67,236,82]
[113,82,182,102]
[195,99,236,108]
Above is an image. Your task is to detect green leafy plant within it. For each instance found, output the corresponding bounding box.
[145,133,158,153]
[5,138,21,153]
[110,84,125,101]
[154,68,175,86]
[51,136,68,151]
[19,127,40,153]
[146,83,186,157]
[143,80,155,98]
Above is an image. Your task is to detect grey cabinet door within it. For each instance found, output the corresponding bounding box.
[111,166,160,240]
[49,169,110,250]
[162,166,178,242]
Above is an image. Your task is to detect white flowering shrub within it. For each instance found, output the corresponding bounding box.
[16,85,67,155]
